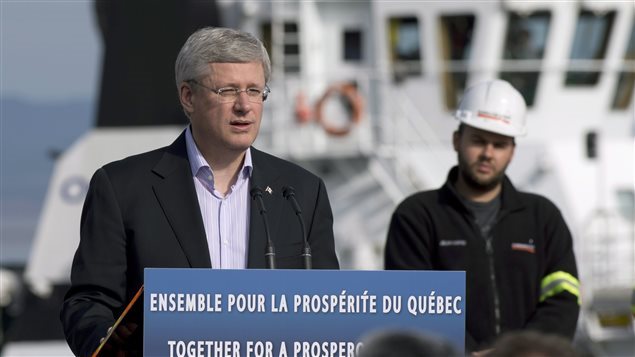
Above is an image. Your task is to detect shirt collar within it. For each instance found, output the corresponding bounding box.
[185,125,253,179]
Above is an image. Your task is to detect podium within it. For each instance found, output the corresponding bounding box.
[143,269,465,356]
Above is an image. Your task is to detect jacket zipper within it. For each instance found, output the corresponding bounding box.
[485,237,501,335]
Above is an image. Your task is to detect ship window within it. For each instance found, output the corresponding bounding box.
[388,16,422,82]
[343,29,363,61]
[565,10,616,86]
[439,14,476,109]
[611,17,635,110]
[499,11,551,107]
[261,21,301,74]
[284,44,300,55]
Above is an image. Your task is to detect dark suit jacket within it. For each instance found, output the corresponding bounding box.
[60,131,339,356]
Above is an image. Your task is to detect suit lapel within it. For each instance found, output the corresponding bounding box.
[152,133,212,268]
[247,148,283,268]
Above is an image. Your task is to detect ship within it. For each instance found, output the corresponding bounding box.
[1,1,633,355]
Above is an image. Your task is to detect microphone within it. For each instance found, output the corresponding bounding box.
[282,186,312,269]
[250,187,275,269]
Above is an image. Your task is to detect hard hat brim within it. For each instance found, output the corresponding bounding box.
[455,110,527,138]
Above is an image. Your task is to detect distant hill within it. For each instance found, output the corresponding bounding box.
[1,97,93,264]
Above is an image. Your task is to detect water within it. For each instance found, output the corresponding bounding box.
[0,97,93,265]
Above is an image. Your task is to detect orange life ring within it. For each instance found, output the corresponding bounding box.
[294,92,313,124]
[314,83,363,136]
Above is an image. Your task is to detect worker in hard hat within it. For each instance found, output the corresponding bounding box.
[384,79,580,353]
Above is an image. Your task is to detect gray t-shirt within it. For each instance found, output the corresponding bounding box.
[461,194,501,239]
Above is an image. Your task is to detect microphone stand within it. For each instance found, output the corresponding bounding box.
[251,187,275,269]
[283,186,312,269]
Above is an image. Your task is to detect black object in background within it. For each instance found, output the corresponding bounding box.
[95,0,221,127]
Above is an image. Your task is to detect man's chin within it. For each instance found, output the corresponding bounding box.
[225,136,257,150]
[227,141,255,153]
[466,172,502,192]
[473,175,495,186]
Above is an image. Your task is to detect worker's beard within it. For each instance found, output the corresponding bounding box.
[457,152,508,193]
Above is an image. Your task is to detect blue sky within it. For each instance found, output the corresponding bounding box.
[1,0,100,263]
[1,0,100,102]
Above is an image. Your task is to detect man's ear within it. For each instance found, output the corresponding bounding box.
[179,82,195,114]
[452,131,460,152]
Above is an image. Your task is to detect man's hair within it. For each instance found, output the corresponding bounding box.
[487,331,578,357]
[174,27,271,88]
[456,123,516,145]
[358,330,459,357]
[457,123,466,135]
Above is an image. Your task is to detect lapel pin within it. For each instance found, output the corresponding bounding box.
[265,186,273,194]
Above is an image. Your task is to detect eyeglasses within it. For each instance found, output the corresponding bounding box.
[187,80,270,103]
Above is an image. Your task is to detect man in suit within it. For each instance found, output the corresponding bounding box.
[61,27,339,356]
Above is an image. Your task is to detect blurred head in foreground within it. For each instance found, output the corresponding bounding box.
[357,329,459,357]
[486,330,578,357]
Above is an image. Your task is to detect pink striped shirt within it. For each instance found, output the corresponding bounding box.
[185,126,252,269]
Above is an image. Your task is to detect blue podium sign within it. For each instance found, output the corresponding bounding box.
[144,269,465,356]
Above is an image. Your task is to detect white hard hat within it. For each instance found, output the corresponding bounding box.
[454,79,527,137]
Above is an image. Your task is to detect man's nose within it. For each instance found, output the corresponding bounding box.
[480,143,494,158]
[233,91,252,112]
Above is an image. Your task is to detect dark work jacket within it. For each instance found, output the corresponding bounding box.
[385,167,579,352]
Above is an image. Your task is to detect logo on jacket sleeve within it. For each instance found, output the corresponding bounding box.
[439,240,467,247]
[511,239,535,253]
